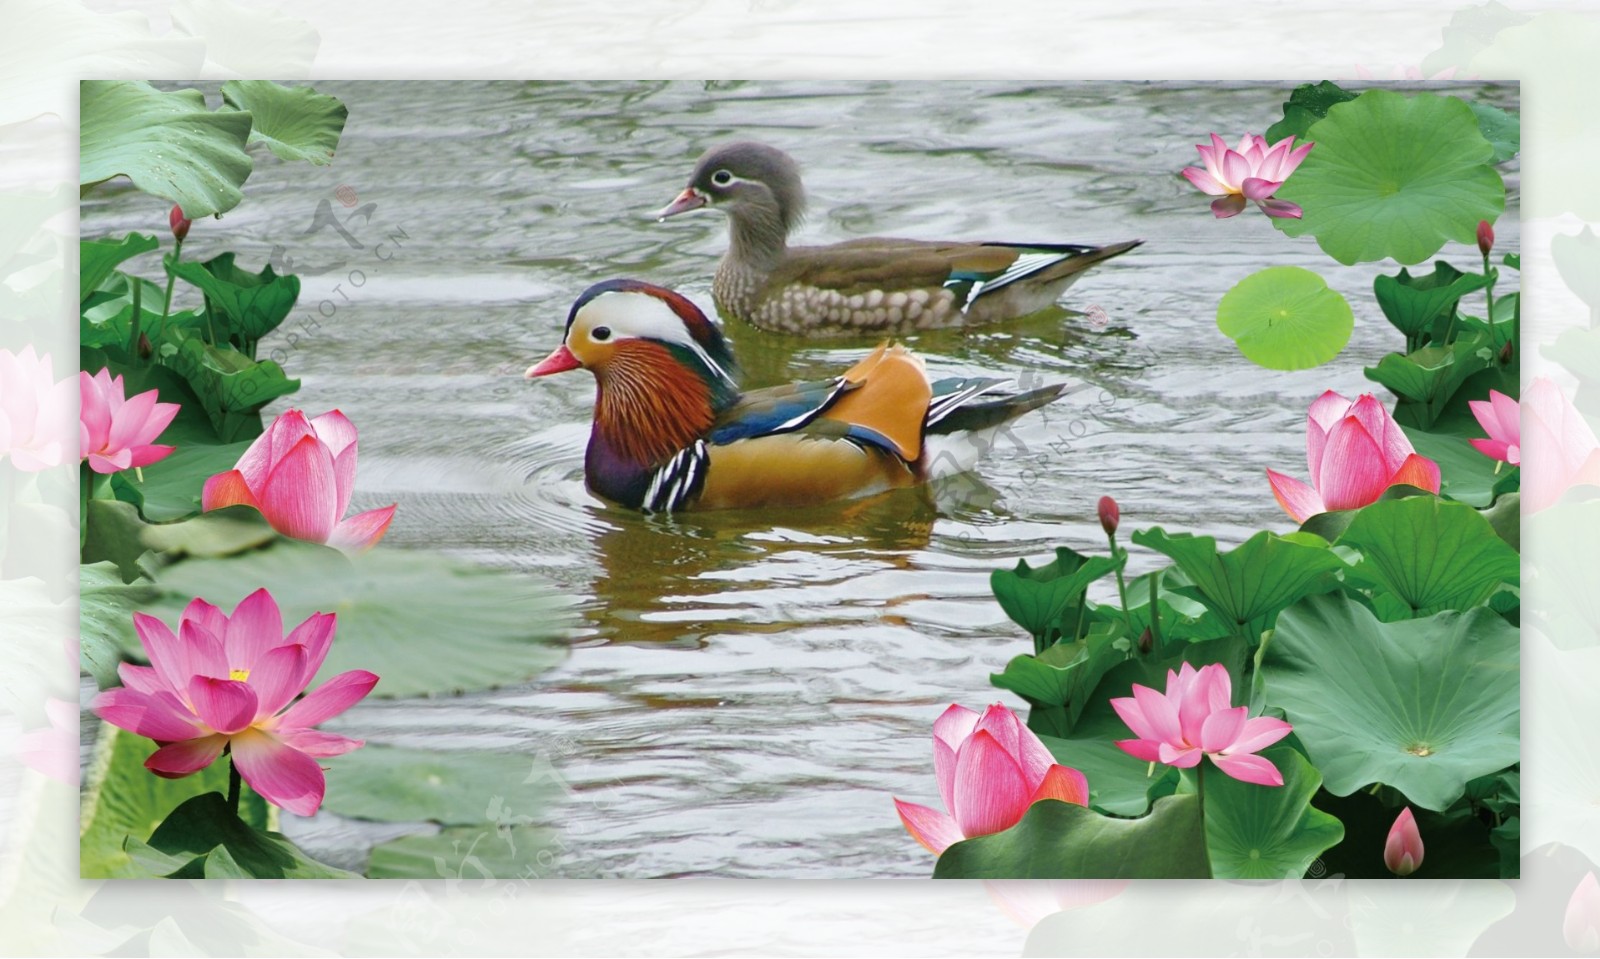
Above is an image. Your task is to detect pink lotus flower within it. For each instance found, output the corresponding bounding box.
[894,703,1089,855]
[0,346,73,472]
[202,409,396,552]
[1565,872,1600,952]
[170,204,191,242]
[1469,389,1520,465]
[1111,662,1292,786]
[1520,377,1600,513]
[79,368,180,474]
[1181,133,1313,220]
[1384,806,1424,876]
[1266,391,1442,523]
[90,588,377,816]
[17,698,78,786]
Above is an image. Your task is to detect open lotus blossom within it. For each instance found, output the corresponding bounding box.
[1565,872,1600,952]
[1469,389,1520,465]
[1181,133,1313,220]
[1267,391,1442,523]
[1384,807,1424,876]
[90,588,377,816]
[78,368,179,474]
[894,703,1089,855]
[1111,662,1292,786]
[203,409,396,552]
[0,346,73,472]
[1520,377,1600,513]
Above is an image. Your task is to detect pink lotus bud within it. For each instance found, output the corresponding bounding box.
[1384,807,1424,876]
[1137,627,1152,655]
[1477,220,1494,257]
[169,204,191,242]
[1499,340,1513,365]
[137,332,153,360]
[1098,496,1120,536]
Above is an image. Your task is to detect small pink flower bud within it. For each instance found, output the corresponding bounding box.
[137,332,153,360]
[1499,340,1514,365]
[1384,807,1424,876]
[170,204,191,242]
[1477,220,1494,257]
[1097,496,1119,537]
[1137,627,1152,655]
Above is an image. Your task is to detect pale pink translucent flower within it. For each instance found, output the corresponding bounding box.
[894,703,1089,855]
[1181,133,1313,219]
[0,347,74,472]
[983,880,1128,928]
[202,409,396,552]
[1111,662,1292,786]
[1519,377,1600,514]
[79,368,180,474]
[1267,391,1442,523]
[1564,871,1600,952]
[1469,389,1521,465]
[90,588,377,816]
[17,698,78,786]
[1383,806,1424,876]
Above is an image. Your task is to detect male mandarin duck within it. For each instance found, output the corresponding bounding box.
[656,141,1142,336]
[525,279,1066,513]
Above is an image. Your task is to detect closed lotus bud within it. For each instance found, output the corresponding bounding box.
[1477,219,1494,257]
[1384,807,1424,876]
[137,332,153,359]
[1097,496,1119,536]
[1499,340,1514,365]
[1137,627,1152,655]
[169,204,191,242]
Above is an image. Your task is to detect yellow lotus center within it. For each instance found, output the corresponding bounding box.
[1405,743,1433,757]
[230,668,250,682]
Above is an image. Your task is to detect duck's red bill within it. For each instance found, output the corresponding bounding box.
[526,344,581,377]
[655,188,707,220]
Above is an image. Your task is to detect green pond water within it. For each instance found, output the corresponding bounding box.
[81,80,1519,877]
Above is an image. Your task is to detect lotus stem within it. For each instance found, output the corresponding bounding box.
[79,461,92,550]
[160,239,181,344]
[226,751,242,817]
[128,276,143,367]
[1196,760,1206,826]
[1147,572,1164,649]
[1481,249,1498,356]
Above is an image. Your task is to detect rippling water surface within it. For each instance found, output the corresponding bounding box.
[81,80,1520,878]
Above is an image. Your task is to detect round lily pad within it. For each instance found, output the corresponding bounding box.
[1216,266,1353,370]
[1202,746,1344,879]
[1274,90,1505,265]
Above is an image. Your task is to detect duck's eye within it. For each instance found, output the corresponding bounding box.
[710,169,733,187]
[592,326,612,341]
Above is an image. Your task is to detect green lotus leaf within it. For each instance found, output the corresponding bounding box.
[80,80,254,218]
[1216,266,1353,370]
[80,234,158,302]
[1336,494,1520,617]
[113,439,256,523]
[932,795,1210,879]
[80,562,158,689]
[1400,424,1518,509]
[1130,527,1346,639]
[1274,90,1505,265]
[1365,333,1496,430]
[142,539,573,698]
[167,252,300,345]
[990,546,1122,646]
[1264,80,1358,145]
[126,792,353,878]
[1373,261,1492,346]
[221,80,348,165]
[1467,101,1520,165]
[1202,746,1345,879]
[162,331,301,442]
[80,724,268,878]
[366,824,558,879]
[322,745,554,825]
[1261,594,1519,810]
[991,622,1127,735]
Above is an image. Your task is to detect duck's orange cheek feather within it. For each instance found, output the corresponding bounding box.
[696,434,917,509]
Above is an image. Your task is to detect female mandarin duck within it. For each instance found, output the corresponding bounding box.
[526,279,1066,512]
[656,141,1141,336]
